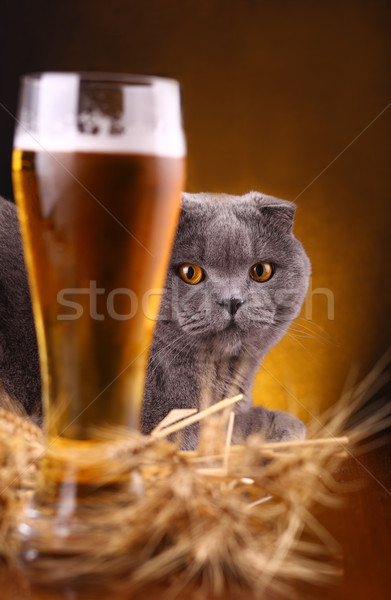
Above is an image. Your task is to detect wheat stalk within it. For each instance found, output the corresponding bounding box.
[0,357,389,598]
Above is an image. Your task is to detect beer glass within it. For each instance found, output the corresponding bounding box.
[12,73,185,508]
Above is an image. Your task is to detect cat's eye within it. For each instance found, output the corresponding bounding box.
[249,262,274,282]
[178,263,205,285]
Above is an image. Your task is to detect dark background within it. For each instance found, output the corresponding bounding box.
[1,0,390,420]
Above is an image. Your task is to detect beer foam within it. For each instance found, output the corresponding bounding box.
[14,128,186,158]
[14,73,186,158]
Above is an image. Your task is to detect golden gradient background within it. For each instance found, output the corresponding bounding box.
[1,0,390,423]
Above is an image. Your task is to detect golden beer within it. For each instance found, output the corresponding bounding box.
[13,150,184,442]
[12,73,186,471]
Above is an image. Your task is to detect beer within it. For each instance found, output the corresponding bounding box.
[11,73,186,449]
[13,149,184,442]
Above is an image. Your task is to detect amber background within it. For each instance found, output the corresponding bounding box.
[1,0,390,423]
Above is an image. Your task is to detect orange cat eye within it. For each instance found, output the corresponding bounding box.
[178,263,204,285]
[249,262,273,282]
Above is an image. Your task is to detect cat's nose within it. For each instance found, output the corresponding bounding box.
[220,297,244,316]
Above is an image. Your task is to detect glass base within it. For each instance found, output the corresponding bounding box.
[14,439,147,591]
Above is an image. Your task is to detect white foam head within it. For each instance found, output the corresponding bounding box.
[14,73,186,158]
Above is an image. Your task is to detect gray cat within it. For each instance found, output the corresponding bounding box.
[0,192,310,448]
[142,191,311,448]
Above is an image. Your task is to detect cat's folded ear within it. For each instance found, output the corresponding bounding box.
[247,191,296,234]
[180,193,206,213]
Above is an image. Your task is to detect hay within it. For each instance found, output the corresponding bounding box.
[0,356,390,598]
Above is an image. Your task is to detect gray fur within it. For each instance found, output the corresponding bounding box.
[142,191,311,449]
[0,197,41,415]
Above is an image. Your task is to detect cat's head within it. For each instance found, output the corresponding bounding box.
[158,191,311,355]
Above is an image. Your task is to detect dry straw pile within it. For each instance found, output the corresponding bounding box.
[0,356,389,598]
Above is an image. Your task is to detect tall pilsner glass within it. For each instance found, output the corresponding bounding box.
[11,73,185,543]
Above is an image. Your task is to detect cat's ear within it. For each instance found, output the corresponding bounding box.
[180,193,205,213]
[249,191,296,234]
[179,193,211,226]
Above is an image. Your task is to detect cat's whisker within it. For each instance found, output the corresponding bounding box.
[294,317,337,343]
[182,333,208,364]
[281,332,309,353]
[285,328,315,338]
[271,316,328,342]
[287,322,334,345]
[183,322,210,333]
[275,314,332,338]
[148,331,188,365]
[286,327,328,343]
[264,323,316,356]
[168,333,199,363]
[147,332,194,379]
[245,317,320,353]
[288,323,329,342]
[266,319,319,342]
[182,310,207,324]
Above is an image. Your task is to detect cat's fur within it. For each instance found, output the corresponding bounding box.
[142,192,311,448]
[0,192,310,448]
[0,198,41,415]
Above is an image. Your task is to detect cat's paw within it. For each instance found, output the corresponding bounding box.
[233,405,306,443]
[266,410,306,442]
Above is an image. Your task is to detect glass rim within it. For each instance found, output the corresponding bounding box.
[14,71,186,157]
[19,71,181,88]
